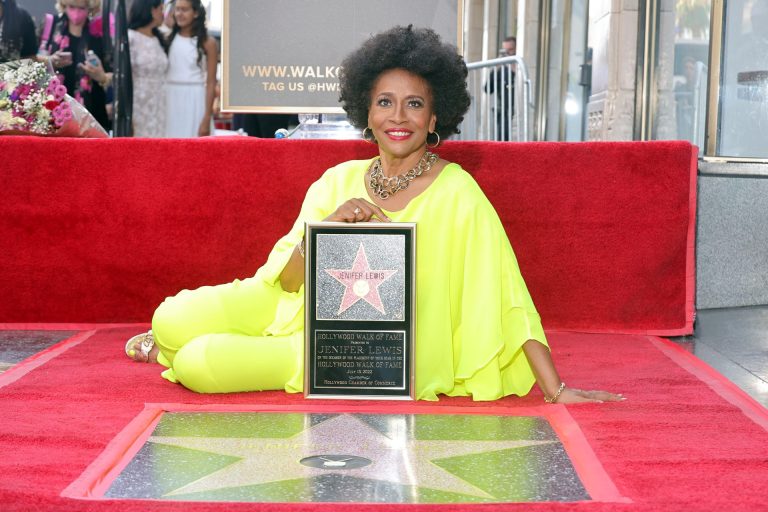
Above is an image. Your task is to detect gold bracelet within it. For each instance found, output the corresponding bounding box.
[544,382,566,403]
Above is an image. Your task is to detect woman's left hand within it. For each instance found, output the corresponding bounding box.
[556,387,625,404]
[324,198,390,223]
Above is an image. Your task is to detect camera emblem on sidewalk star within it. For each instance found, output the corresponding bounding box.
[325,243,397,315]
[300,454,373,470]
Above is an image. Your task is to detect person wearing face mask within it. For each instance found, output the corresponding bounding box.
[40,0,110,131]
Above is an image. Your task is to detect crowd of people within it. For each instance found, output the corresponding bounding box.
[0,0,217,137]
[2,2,521,140]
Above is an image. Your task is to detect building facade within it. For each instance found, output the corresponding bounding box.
[465,0,767,309]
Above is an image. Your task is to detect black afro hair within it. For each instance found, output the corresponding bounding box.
[339,25,471,140]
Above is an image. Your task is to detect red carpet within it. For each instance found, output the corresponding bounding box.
[0,326,766,511]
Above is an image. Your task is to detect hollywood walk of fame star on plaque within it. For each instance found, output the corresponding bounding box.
[304,222,415,399]
[324,243,398,315]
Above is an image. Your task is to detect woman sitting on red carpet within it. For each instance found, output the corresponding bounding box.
[125,25,623,405]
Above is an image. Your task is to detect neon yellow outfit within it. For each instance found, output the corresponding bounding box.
[151,159,548,401]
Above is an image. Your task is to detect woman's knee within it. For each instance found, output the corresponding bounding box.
[150,294,185,350]
[151,287,220,351]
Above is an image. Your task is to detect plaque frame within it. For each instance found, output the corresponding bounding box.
[304,222,415,400]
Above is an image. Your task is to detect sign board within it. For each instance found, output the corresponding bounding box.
[222,0,463,112]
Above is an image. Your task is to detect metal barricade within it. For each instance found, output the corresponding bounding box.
[459,56,533,142]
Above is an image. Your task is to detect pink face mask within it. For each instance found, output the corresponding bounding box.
[66,7,89,26]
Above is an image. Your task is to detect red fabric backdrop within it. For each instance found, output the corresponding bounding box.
[0,137,696,334]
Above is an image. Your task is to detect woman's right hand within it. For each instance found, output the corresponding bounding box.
[556,387,625,404]
[324,198,390,223]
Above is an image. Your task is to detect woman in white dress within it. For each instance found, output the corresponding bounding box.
[165,0,218,137]
[128,0,168,137]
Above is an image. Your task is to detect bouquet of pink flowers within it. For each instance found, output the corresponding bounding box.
[0,59,108,137]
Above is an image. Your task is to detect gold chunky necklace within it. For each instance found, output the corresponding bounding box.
[369,151,439,199]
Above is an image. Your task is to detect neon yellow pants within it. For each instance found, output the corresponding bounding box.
[151,277,302,393]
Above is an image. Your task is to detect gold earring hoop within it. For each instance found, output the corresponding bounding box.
[362,127,377,144]
[427,131,441,148]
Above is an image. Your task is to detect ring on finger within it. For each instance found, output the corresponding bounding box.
[353,207,361,215]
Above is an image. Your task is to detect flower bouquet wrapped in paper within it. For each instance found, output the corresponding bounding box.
[0,59,108,138]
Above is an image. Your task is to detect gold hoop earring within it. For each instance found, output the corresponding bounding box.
[362,127,377,144]
[427,131,441,148]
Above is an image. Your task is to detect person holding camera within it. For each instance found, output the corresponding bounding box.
[40,0,110,131]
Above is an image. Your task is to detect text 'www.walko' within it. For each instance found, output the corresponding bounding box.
[242,64,342,92]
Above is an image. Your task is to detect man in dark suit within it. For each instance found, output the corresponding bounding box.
[485,36,516,141]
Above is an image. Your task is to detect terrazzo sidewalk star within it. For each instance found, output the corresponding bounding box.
[104,411,589,503]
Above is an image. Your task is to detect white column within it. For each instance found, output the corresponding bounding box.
[586,0,639,141]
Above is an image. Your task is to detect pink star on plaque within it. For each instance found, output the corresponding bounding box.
[325,243,397,315]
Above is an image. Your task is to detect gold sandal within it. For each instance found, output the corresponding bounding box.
[125,330,155,362]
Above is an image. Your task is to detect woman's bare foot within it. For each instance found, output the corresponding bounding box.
[125,331,159,363]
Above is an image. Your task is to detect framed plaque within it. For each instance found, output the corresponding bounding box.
[304,222,415,399]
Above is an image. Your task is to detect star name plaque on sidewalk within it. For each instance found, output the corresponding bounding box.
[304,222,415,399]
